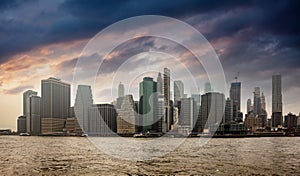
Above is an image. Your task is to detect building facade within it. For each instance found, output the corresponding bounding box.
[179,97,195,130]
[139,77,157,132]
[41,77,70,134]
[23,90,37,116]
[74,85,93,133]
[272,74,283,127]
[117,95,138,135]
[230,82,241,121]
[26,95,41,135]
[200,92,225,132]
[225,98,233,124]
[88,104,117,136]
[253,87,261,116]
[163,68,171,131]
[17,116,26,133]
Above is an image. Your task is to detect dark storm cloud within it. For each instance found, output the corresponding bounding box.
[99,37,156,74]
[1,0,300,80]
[0,0,251,63]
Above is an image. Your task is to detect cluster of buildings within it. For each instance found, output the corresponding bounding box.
[244,75,300,133]
[17,70,300,136]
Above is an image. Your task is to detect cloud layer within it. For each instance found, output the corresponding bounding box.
[0,0,300,130]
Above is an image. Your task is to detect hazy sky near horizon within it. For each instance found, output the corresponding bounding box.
[0,0,300,130]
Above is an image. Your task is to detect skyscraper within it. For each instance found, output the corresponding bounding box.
[225,98,233,124]
[88,104,117,136]
[163,68,171,131]
[23,90,37,116]
[26,95,41,135]
[117,95,138,135]
[261,92,266,111]
[247,98,252,114]
[17,116,26,134]
[41,77,70,134]
[118,82,125,98]
[272,74,283,127]
[200,92,225,132]
[253,87,261,116]
[230,82,241,121]
[179,97,195,130]
[74,85,93,133]
[157,72,163,95]
[156,95,166,133]
[23,90,37,133]
[139,77,157,132]
[174,80,184,106]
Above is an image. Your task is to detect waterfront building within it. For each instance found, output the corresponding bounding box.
[139,77,157,132]
[163,68,171,131]
[230,82,241,121]
[200,92,225,132]
[17,116,26,133]
[284,113,297,129]
[117,95,138,135]
[179,97,195,130]
[88,104,117,136]
[156,95,166,133]
[225,98,233,124]
[26,95,41,135]
[272,74,283,127]
[212,123,248,135]
[23,90,37,133]
[23,90,37,116]
[65,107,83,135]
[244,111,262,132]
[74,85,93,133]
[41,77,70,134]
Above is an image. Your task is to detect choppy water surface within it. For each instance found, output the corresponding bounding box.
[0,136,299,175]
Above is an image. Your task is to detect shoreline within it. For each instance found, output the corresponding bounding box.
[2,133,300,138]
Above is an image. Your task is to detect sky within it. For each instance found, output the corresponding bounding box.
[0,0,299,131]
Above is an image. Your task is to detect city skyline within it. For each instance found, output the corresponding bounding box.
[1,71,300,131]
[1,1,300,130]
[14,71,297,133]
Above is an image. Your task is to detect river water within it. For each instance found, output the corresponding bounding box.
[0,136,299,175]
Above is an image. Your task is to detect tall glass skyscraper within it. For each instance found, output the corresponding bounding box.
[272,74,283,127]
[163,68,171,131]
[41,77,70,134]
[139,77,157,132]
[74,85,93,133]
[230,82,241,121]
